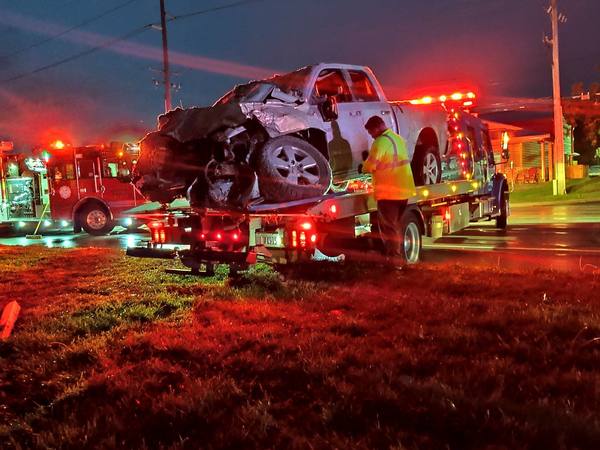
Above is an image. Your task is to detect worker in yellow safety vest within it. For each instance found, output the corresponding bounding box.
[362,115,416,268]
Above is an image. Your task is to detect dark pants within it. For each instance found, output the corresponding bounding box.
[377,199,408,261]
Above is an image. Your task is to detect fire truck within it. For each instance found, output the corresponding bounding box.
[0,141,145,235]
[46,141,144,235]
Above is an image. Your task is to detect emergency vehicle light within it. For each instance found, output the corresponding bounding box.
[407,91,476,107]
[51,140,66,150]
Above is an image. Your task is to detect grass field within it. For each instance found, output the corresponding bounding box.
[510,177,600,204]
[1,245,599,449]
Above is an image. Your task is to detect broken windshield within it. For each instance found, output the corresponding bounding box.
[214,66,312,105]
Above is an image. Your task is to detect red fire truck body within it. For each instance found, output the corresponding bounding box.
[47,143,143,235]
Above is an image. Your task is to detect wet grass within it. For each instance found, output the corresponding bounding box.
[1,245,599,449]
[511,176,600,204]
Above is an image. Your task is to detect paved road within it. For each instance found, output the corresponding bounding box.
[509,201,600,224]
[1,202,598,273]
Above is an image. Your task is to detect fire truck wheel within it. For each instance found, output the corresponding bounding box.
[412,146,441,186]
[257,136,332,202]
[399,213,422,265]
[79,203,114,236]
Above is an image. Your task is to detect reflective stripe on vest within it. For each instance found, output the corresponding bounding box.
[374,134,410,171]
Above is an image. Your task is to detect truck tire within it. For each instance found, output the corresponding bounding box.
[79,203,114,236]
[257,136,332,202]
[399,213,422,265]
[496,192,509,229]
[412,146,441,186]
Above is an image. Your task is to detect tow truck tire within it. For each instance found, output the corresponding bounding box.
[257,136,332,202]
[79,203,114,236]
[399,213,422,265]
[412,146,441,186]
[496,192,509,229]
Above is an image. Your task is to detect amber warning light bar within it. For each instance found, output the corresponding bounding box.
[401,91,476,107]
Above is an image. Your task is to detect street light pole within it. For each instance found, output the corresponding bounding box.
[159,0,171,112]
[550,0,566,195]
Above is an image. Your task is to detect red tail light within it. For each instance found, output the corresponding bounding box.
[300,231,307,247]
[292,230,298,248]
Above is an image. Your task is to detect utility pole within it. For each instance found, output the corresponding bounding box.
[159,0,171,112]
[550,0,566,195]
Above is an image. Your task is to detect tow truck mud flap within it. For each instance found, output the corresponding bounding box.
[126,246,177,259]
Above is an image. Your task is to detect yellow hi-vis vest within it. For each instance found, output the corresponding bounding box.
[363,129,416,200]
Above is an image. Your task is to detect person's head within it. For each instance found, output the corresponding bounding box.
[365,115,387,139]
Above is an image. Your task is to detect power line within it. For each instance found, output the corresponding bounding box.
[0,0,270,85]
[0,0,143,61]
[1,25,151,84]
[170,0,266,21]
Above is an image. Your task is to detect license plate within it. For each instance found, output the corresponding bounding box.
[256,232,283,248]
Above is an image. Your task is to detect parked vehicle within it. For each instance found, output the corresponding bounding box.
[47,143,143,235]
[134,63,456,209]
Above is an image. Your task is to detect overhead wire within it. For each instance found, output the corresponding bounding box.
[0,0,268,84]
[0,0,143,61]
[1,25,151,83]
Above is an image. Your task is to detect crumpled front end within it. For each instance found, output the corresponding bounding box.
[133,83,317,209]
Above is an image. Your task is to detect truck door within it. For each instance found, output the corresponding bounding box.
[346,69,396,133]
[100,157,139,217]
[312,68,366,181]
[48,158,78,221]
[75,152,103,198]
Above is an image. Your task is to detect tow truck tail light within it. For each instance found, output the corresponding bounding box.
[149,222,167,244]
[291,220,317,249]
[300,231,307,248]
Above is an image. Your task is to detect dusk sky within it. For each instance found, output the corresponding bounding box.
[1,0,599,148]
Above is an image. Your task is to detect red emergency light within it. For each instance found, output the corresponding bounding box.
[406,91,476,108]
[51,140,66,150]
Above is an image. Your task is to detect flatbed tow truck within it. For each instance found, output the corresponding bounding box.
[126,170,509,276]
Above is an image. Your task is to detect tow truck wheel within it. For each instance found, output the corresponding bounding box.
[79,203,114,236]
[496,192,509,229]
[257,136,332,202]
[412,146,441,186]
[400,214,422,265]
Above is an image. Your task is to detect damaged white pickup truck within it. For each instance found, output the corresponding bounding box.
[134,63,448,208]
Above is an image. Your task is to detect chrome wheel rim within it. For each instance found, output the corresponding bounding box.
[403,222,420,264]
[423,153,438,185]
[87,209,108,230]
[268,145,321,186]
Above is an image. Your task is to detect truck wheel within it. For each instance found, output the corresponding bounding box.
[257,136,332,202]
[412,146,441,186]
[496,192,509,229]
[79,203,114,236]
[399,213,422,264]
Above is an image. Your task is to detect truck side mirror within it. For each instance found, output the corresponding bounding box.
[319,95,338,122]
